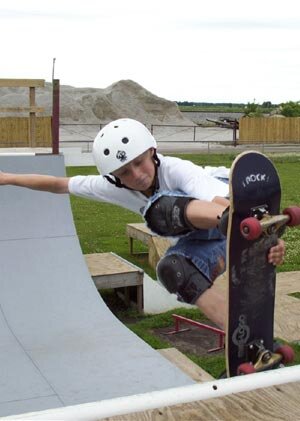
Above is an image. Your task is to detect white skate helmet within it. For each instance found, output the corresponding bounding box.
[93,118,157,175]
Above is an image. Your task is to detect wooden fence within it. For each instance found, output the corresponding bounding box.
[2,115,300,148]
[0,117,52,147]
[239,117,300,144]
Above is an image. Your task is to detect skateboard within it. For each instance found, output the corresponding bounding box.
[225,151,300,377]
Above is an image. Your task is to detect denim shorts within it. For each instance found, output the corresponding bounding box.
[165,229,226,283]
[144,190,227,283]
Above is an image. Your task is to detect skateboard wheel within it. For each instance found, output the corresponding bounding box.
[240,217,262,240]
[283,206,300,226]
[237,362,256,375]
[275,345,295,364]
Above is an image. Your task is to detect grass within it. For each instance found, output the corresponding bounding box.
[66,153,300,376]
[124,308,227,378]
[101,292,300,378]
[289,292,300,299]
[178,105,245,113]
[177,104,276,114]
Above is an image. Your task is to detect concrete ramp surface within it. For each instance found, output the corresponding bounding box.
[0,155,193,417]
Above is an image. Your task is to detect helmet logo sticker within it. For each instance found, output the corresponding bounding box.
[116,150,127,163]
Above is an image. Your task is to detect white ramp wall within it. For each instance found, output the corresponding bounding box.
[0,155,193,417]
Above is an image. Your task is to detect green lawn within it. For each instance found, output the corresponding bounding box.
[66,153,300,377]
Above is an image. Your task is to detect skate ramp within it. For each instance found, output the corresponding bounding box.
[0,154,193,417]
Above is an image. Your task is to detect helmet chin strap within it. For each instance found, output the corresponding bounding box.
[103,175,128,189]
[104,151,160,194]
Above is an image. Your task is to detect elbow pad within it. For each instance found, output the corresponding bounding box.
[144,194,196,236]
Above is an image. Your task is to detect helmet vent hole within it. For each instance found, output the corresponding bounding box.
[114,125,119,128]
[101,133,104,137]
[104,148,110,156]
[122,137,129,144]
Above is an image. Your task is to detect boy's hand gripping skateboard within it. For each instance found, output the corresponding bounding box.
[225,151,300,377]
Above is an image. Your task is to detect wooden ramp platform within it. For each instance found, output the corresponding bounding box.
[104,380,300,420]
[148,349,300,420]
[215,271,300,342]
[272,271,300,342]
[158,348,214,383]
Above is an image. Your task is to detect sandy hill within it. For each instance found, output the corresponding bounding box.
[0,79,193,125]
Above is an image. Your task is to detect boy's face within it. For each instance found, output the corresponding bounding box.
[112,148,156,192]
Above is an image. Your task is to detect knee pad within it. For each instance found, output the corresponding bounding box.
[217,206,229,236]
[144,195,196,236]
[157,254,212,304]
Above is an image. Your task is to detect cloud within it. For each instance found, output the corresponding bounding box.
[1,0,300,103]
[177,18,300,30]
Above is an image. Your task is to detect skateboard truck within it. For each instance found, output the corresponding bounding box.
[250,204,269,220]
[248,340,282,372]
[237,340,295,375]
[240,205,300,241]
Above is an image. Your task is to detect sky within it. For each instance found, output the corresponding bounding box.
[1,0,300,104]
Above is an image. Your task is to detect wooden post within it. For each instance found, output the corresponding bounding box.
[233,119,238,147]
[29,86,36,147]
[52,79,60,154]
[0,79,45,148]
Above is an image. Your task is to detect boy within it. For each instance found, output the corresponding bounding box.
[0,118,284,329]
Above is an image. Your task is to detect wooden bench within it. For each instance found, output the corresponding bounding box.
[84,252,144,313]
[126,223,172,269]
[126,223,154,254]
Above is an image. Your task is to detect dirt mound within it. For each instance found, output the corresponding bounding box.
[0,79,194,125]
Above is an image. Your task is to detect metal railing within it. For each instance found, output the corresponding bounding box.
[59,122,238,151]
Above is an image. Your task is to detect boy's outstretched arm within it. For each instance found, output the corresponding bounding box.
[0,172,70,194]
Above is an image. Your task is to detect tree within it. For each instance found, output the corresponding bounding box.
[262,101,273,108]
[280,101,300,117]
[244,102,263,117]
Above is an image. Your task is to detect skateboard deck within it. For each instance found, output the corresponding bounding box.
[226,151,286,377]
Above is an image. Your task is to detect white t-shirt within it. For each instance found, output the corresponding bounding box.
[68,154,229,216]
